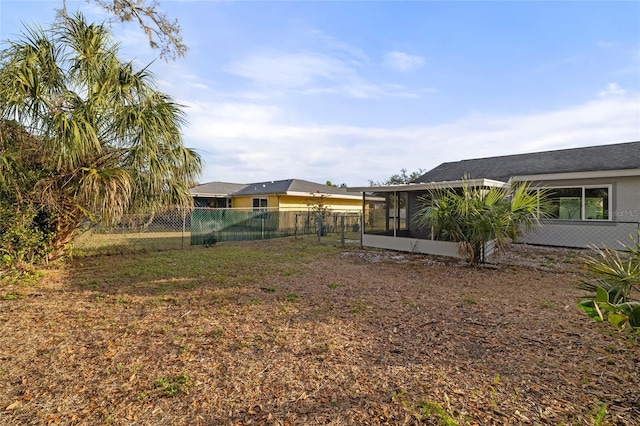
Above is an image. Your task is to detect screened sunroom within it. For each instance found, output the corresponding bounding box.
[349,179,508,258]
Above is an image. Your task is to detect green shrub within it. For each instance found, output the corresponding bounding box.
[413,180,547,265]
[0,205,56,281]
[577,235,640,333]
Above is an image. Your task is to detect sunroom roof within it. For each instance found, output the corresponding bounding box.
[347,178,509,193]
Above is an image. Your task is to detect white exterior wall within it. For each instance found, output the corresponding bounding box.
[518,175,640,248]
[358,174,640,252]
[362,234,463,258]
[614,177,640,221]
[519,221,640,248]
[361,235,498,259]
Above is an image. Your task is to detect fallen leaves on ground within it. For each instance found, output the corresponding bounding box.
[0,240,638,425]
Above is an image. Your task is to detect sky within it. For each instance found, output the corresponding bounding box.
[1,1,639,186]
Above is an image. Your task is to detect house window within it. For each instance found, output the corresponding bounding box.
[546,186,609,220]
[252,198,268,211]
[214,198,230,209]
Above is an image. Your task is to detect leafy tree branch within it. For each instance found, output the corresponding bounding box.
[60,0,187,60]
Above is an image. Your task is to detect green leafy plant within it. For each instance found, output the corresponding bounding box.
[577,235,640,333]
[155,373,190,396]
[306,191,332,239]
[0,197,56,282]
[2,293,20,300]
[413,180,547,265]
[392,391,459,425]
[415,401,459,426]
[591,401,608,426]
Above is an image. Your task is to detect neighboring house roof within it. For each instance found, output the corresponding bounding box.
[233,179,353,197]
[191,179,359,199]
[413,141,640,183]
[190,182,248,197]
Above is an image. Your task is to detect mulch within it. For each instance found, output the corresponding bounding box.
[0,241,638,425]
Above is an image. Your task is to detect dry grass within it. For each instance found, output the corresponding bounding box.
[0,239,638,425]
[72,231,191,255]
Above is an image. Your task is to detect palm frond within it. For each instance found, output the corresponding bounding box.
[582,245,640,284]
[0,15,202,258]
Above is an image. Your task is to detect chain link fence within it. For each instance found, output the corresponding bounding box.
[73,209,190,255]
[72,207,639,256]
[518,220,640,249]
[73,208,362,255]
[190,208,361,245]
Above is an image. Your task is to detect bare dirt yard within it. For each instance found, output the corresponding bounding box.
[0,239,638,425]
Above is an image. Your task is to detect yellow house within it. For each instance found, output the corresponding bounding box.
[190,179,363,212]
[189,179,364,244]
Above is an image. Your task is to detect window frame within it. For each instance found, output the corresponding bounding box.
[538,184,612,221]
[252,197,268,211]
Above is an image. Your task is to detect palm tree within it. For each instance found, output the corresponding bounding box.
[0,13,201,258]
[412,181,546,265]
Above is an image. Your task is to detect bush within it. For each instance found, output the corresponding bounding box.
[413,181,545,265]
[0,205,55,280]
[577,234,640,333]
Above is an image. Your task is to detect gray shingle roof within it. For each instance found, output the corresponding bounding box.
[190,182,248,196]
[234,179,350,196]
[413,141,640,183]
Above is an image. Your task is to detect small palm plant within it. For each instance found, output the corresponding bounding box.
[577,235,640,332]
[413,180,546,265]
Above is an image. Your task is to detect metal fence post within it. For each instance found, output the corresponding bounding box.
[340,216,345,247]
[182,209,186,248]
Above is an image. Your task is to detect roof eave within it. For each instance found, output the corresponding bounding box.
[285,190,362,200]
[511,168,640,182]
[190,192,234,197]
[347,178,509,193]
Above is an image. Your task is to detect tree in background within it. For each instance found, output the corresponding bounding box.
[412,181,546,265]
[0,14,201,267]
[60,0,186,60]
[325,180,347,188]
[306,191,331,241]
[369,168,426,186]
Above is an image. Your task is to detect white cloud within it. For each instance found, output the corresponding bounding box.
[308,30,370,63]
[529,55,581,74]
[182,92,640,186]
[383,51,425,72]
[598,82,626,97]
[226,52,350,88]
[225,50,420,99]
[596,40,618,49]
